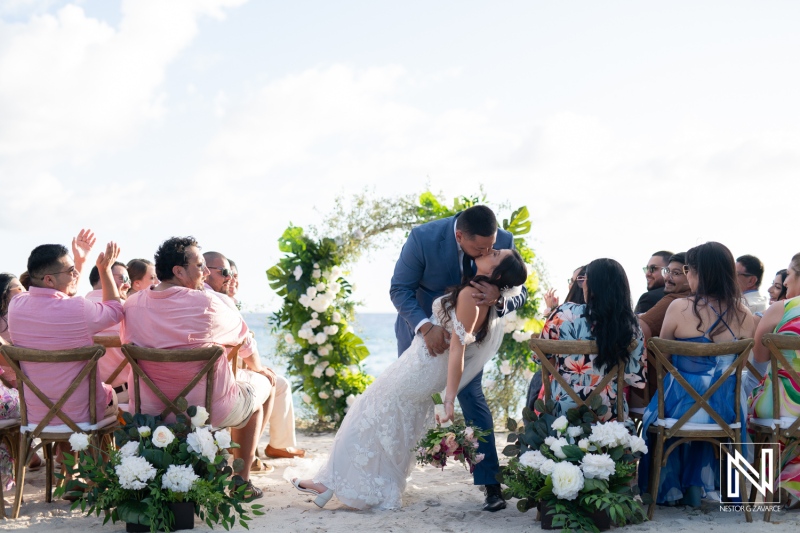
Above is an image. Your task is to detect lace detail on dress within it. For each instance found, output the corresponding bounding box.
[430,298,476,346]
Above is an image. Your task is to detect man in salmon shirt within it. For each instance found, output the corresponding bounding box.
[121,236,271,500]
[8,233,124,484]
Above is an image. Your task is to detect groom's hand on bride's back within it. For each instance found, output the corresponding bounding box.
[422,325,449,356]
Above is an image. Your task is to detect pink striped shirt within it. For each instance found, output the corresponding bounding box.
[8,287,123,426]
[120,285,256,427]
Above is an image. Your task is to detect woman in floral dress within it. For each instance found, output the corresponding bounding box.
[531,258,646,421]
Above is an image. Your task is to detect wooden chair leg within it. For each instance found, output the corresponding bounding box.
[732,441,752,522]
[765,430,780,522]
[44,442,54,503]
[11,433,29,519]
[648,429,664,521]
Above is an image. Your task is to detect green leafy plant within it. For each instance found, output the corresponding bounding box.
[499,398,647,532]
[55,407,264,532]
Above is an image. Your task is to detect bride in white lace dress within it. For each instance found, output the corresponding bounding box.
[292,248,527,510]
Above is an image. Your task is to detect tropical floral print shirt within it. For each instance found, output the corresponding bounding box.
[534,302,646,421]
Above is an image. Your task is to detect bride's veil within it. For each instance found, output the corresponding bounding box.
[457,306,504,392]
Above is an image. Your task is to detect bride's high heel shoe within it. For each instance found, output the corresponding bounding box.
[291,478,333,508]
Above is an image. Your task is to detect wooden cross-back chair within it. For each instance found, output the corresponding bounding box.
[747,333,800,521]
[646,337,754,522]
[0,359,19,519]
[121,344,224,422]
[0,344,118,518]
[92,335,128,385]
[528,339,626,422]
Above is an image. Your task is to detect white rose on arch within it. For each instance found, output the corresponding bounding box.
[325,367,335,377]
[293,266,303,281]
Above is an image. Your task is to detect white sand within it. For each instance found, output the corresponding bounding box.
[2,431,800,533]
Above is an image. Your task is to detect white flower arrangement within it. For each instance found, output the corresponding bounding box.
[551,461,584,500]
[580,452,616,480]
[186,426,217,462]
[190,406,209,428]
[152,426,175,448]
[214,429,232,450]
[138,426,151,438]
[119,441,140,458]
[551,416,569,433]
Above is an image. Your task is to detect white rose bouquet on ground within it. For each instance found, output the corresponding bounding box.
[498,398,647,532]
[55,405,264,533]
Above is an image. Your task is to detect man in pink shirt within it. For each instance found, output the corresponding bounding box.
[8,237,124,429]
[203,251,305,460]
[121,237,271,500]
[86,262,132,401]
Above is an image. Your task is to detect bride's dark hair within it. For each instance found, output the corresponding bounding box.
[440,250,527,343]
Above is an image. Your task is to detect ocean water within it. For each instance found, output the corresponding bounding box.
[243,312,399,377]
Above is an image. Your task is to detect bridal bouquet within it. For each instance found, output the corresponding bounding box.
[499,398,647,532]
[414,394,491,473]
[55,406,264,533]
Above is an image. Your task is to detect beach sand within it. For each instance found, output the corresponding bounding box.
[2,431,799,533]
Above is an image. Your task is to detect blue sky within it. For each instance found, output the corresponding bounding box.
[1,1,798,312]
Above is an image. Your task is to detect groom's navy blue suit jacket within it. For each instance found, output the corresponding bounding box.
[390,214,526,355]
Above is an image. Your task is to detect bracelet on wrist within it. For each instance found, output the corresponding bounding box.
[444,399,455,405]
[423,324,435,337]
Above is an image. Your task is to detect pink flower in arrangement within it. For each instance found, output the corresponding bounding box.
[431,443,441,454]
[475,453,485,463]
[463,427,474,440]
[444,433,458,454]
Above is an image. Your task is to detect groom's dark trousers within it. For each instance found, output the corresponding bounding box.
[390,214,526,487]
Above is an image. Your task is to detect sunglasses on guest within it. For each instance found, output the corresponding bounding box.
[642,265,662,274]
[208,266,232,278]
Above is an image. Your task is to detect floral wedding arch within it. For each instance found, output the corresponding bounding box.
[267,191,543,426]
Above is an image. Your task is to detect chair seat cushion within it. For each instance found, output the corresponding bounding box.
[21,415,118,434]
[0,418,20,429]
[654,418,741,431]
[750,416,799,429]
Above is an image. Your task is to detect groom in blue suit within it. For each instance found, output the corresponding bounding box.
[390,205,526,512]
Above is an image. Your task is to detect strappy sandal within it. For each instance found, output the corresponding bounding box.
[233,479,263,502]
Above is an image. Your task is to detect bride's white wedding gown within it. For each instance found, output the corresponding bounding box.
[313,296,504,510]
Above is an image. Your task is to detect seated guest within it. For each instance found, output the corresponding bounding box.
[633,253,692,403]
[0,274,23,490]
[768,269,788,305]
[203,251,304,459]
[1,273,26,377]
[635,251,673,313]
[638,242,755,507]
[749,254,800,503]
[122,237,272,499]
[530,258,646,421]
[126,258,158,295]
[86,263,132,402]
[227,259,239,300]
[736,254,768,313]
[7,236,123,430]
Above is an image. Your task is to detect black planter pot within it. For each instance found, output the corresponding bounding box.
[124,501,195,532]
[538,501,611,531]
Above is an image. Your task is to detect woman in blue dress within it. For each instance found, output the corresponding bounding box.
[638,242,755,506]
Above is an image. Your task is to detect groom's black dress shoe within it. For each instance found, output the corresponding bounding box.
[483,484,507,512]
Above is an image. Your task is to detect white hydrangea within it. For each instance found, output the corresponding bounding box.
[319,391,329,400]
[214,429,232,450]
[306,287,318,298]
[187,427,218,462]
[499,360,512,376]
[312,364,324,378]
[332,311,342,323]
[284,333,295,345]
[162,464,199,493]
[317,346,330,356]
[315,332,328,344]
[334,389,344,398]
[512,330,532,343]
[588,421,631,449]
[298,294,312,308]
[629,435,648,454]
[539,459,557,476]
[580,453,616,480]
[567,426,584,439]
[69,433,90,452]
[119,441,139,458]
[304,352,318,365]
[518,450,547,471]
[312,269,321,279]
[552,416,569,433]
[551,462,585,500]
[309,318,321,328]
[323,325,339,336]
[302,393,312,404]
[325,367,336,377]
[293,266,303,281]
[116,456,157,490]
